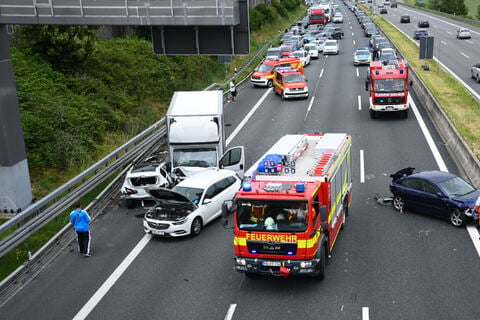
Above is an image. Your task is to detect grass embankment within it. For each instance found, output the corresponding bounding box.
[0,6,306,282]
[364,7,480,158]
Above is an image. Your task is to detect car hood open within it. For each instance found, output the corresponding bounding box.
[147,188,198,210]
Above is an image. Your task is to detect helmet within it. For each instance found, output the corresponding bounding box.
[265,217,275,229]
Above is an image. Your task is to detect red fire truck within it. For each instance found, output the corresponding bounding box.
[222,133,352,279]
[365,59,411,119]
[309,9,326,25]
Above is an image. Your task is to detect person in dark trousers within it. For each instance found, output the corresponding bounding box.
[230,79,237,102]
[70,202,91,257]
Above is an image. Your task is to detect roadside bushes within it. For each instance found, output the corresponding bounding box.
[249,0,302,31]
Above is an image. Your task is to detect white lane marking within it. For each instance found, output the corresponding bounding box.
[466,226,480,257]
[226,88,271,146]
[224,304,237,320]
[353,39,356,46]
[446,31,452,35]
[363,307,369,320]
[411,96,480,254]
[356,68,359,77]
[358,95,362,110]
[360,150,365,184]
[72,234,153,320]
[320,68,324,78]
[441,40,447,45]
[460,52,470,59]
[352,31,354,37]
[304,96,315,121]
[409,95,447,171]
[465,40,473,45]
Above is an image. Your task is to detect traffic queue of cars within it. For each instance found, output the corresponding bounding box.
[120,0,480,241]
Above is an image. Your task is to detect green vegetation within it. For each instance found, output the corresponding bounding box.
[1,1,306,282]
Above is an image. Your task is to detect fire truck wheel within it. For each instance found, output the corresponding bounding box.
[190,217,203,236]
[449,209,466,227]
[126,199,136,209]
[392,195,405,212]
[370,110,377,119]
[314,247,326,280]
[244,272,258,279]
[267,80,273,88]
[402,110,408,118]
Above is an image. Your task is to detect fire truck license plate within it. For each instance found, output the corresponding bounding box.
[262,261,281,267]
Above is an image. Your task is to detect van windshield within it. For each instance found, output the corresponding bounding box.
[173,148,217,168]
[257,64,273,73]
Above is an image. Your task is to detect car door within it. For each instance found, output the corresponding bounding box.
[203,176,239,224]
[401,177,425,211]
[219,146,245,178]
[421,181,449,218]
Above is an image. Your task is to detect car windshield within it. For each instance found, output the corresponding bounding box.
[257,63,273,73]
[292,52,304,58]
[172,186,204,205]
[172,148,217,168]
[325,41,336,46]
[236,200,309,232]
[266,49,280,57]
[305,44,317,50]
[356,50,370,56]
[284,73,305,83]
[438,176,476,197]
[374,78,405,93]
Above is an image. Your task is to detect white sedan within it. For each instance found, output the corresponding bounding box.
[323,40,339,55]
[304,43,319,59]
[143,169,241,237]
[291,49,311,66]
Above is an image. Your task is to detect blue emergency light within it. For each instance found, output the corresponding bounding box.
[400,69,404,74]
[295,183,305,193]
[242,181,252,191]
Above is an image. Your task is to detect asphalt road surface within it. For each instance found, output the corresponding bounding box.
[1,2,479,319]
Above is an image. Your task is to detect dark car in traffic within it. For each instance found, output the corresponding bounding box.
[418,19,430,27]
[389,168,480,227]
[400,15,410,23]
[413,28,429,40]
[379,8,388,14]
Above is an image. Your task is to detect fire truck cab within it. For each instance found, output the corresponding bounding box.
[222,133,352,279]
[365,59,411,119]
[250,57,304,88]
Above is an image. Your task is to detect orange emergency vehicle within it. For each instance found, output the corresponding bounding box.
[250,57,304,88]
[273,67,309,100]
[365,59,411,119]
[222,133,352,279]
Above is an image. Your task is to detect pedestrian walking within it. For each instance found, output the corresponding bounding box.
[70,202,91,257]
[230,79,237,102]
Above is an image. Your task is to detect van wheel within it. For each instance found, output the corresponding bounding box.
[267,80,273,87]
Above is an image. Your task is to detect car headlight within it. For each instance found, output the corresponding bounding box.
[172,218,187,225]
[236,258,247,265]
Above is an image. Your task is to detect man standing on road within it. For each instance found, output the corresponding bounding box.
[230,79,237,102]
[70,202,91,257]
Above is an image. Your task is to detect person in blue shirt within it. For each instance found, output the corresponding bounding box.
[69,202,91,257]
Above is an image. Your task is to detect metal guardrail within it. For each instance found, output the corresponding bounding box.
[0,118,167,259]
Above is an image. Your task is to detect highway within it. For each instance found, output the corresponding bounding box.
[378,3,480,97]
[1,2,480,319]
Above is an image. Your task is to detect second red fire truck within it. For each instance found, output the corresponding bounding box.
[365,59,412,119]
[222,133,352,279]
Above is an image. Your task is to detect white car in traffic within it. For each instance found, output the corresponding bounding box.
[323,40,339,55]
[304,43,319,59]
[291,49,311,66]
[143,169,242,237]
